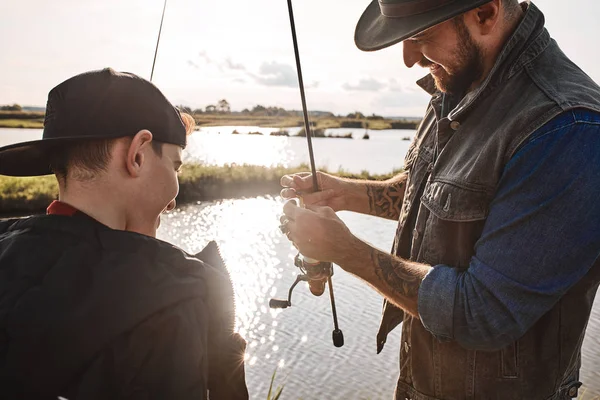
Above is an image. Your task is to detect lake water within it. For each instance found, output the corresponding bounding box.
[0,126,415,174]
[1,127,599,399]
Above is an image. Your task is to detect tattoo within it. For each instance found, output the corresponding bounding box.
[366,181,405,220]
[371,249,420,298]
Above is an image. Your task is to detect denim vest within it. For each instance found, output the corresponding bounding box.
[378,4,600,399]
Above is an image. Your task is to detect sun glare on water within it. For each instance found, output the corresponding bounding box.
[158,196,295,372]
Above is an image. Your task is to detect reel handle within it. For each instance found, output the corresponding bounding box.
[269,299,291,309]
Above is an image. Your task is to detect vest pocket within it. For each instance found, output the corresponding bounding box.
[420,180,491,222]
[500,341,519,378]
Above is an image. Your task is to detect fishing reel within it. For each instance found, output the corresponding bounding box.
[269,253,344,348]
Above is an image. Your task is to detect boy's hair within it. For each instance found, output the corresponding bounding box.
[51,112,195,184]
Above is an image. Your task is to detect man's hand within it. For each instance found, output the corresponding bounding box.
[279,198,428,317]
[280,171,408,220]
[280,172,354,212]
[281,199,355,264]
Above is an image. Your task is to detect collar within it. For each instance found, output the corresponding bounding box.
[46,200,99,226]
[416,2,550,120]
[47,200,80,216]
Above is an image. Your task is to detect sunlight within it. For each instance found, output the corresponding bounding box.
[184,128,298,168]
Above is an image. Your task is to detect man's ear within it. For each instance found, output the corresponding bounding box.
[125,130,153,177]
[468,0,501,36]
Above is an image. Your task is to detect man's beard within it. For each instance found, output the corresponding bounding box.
[423,18,485,95]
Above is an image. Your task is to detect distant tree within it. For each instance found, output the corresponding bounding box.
[241,108,250,114]
[192,108,204,114]
[1,104,22,111]
[252,105,267,114]
[205,105,217,113]
[367,113,383,120]
[217,99,231,113]
[347,111,365,119]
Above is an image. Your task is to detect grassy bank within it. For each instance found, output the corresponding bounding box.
[192,114,419,130]
[0,111,419,131]
[0,164,401,215]
[0,111,45,129]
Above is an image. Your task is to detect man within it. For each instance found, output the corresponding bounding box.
[281,1,600,399]
[0,68,248,399]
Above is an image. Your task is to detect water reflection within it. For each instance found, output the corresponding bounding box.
[0,126,415,174]
[164,197,287,336]
[158,196,600,399]
[157,196,403,399]
[184,126,415,174]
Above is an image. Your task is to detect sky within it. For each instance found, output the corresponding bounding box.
[1,0,600,117]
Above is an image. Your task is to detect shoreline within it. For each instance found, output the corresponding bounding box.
[0,163,401,216]
[0,111,420,131]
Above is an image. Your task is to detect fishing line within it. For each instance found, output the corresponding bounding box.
[150,0,168,82]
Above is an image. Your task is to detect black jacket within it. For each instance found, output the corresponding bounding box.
[0,214,248,399]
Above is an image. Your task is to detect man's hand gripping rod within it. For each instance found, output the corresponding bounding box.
[268,0,344,348]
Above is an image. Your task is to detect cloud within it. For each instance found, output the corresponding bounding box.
[190,52,318,89]
[251,61,298,88]
[342,78,386,92]
[372,90,430,110]
[388,78,404,92]
[198,51,213,65]
[224,58,246,71]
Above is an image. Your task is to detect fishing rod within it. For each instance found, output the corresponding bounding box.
[149,0,343,348]
[268,0,344,348]
[150,0,168,82]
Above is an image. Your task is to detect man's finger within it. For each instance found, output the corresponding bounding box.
[293,174,317,191]
[280,188,297,199]
[300,189,335,205]
[285,220,298,242]
[280,172,311,188]
[282,199,300,220]
[305,203,335,216]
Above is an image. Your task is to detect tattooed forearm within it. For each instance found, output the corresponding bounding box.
[371,249,421,299]
[366,177,406,220]
[336,236,429,316]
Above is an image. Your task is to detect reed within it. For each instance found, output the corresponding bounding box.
[0,163,402,215]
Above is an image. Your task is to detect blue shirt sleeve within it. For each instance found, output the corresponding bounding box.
[418,109,600,350]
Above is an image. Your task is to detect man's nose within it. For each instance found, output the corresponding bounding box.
[403,41,422,68]
[166,199,176,211]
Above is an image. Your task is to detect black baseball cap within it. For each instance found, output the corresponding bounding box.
[0,68,187,177]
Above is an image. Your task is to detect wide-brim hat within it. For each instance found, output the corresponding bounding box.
[0,68,187,177]
[355,0,493,52]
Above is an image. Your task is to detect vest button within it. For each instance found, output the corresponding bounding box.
[413,229,419,239]
[568,386,578,397]
[450,120,461,131]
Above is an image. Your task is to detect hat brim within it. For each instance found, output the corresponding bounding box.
[0,136,117,177]
[355,0,493,52]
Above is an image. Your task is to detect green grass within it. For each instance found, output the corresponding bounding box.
[190,114,419,131]
[0,163,401,215]
[266,368,284,400]
[0,175,58,213]
[0,119,44,129]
